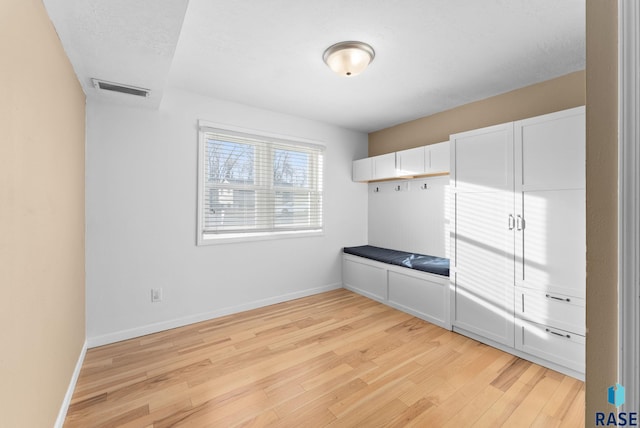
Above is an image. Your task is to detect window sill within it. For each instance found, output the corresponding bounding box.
[197,229,324,246]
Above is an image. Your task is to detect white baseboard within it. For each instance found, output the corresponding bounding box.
[54,339,87,428]
[87,283,342,348]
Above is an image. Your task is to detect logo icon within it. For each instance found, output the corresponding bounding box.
[608,383,626,407]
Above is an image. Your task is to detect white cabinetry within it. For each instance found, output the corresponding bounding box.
[427,141,450,174]
[343,253,450,329]
[513,108,586,298]
[343,255,387,301]
[450,106,585,377]
[513,107,586,374]
[352,141,450,182]
[515,320,585,373]
[372,152,397,179]
[352,153,397,181]
[352,157,373,182]
[396,146,425,176]
[450,123,515,347]
[388,269,449,328]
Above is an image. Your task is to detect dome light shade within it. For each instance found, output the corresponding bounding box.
[323,41,375,77]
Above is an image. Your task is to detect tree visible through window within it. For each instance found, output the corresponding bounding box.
[198,126,323,241]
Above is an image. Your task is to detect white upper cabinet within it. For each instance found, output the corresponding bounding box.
[352,141,450,182]
[451,123,514,193]
[515,107,585,191]
[396,146,425,176]
[352,157,373,182]
[352,152,397,182]
[427,141,450,174]
[372,152,397,179]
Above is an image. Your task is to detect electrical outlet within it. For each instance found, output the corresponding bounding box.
[151,288,163,303]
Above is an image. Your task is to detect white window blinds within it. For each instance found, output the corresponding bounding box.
[199,127,324,238]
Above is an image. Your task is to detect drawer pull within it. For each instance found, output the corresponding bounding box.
[546,328,571,339]
[546,294,571,303]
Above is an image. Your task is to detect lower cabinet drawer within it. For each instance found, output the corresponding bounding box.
[517,288,585,335]
[515,319,585,373]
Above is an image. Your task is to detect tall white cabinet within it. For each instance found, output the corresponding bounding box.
[450,106,585,377]
[513,108,586,374]
[450,123,515,347]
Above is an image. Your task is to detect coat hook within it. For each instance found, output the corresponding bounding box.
[421,183,429,190]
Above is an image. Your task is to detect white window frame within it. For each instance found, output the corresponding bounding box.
[197,120,325,245]
[618,0,639,413]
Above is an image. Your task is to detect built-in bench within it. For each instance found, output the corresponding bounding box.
[342,245,451,329]
[343,245,449,277]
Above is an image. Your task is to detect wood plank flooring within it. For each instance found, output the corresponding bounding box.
[64,289,584,427]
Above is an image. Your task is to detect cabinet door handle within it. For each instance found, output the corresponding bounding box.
[546,328,571,339]
[508,215,515,230]
[516,215,525,230]
[546,294,571,303]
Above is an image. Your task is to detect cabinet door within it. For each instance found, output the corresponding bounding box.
[514,107,585,298]
[396,146,425,176]
[453,191,514,346]
[515,106,585,190]
[352,158,372,182]
[388,270,449,329]
[343,256,387,301]
[451,123,514,193]
[451,123,515,347]
[515,189,585,298]
[428,141,450,174]
[372,152,397,179]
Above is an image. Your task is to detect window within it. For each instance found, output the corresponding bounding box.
[197,123,324,243]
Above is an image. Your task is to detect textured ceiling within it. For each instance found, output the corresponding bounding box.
[44,0,585,132]
[43,0,189,109]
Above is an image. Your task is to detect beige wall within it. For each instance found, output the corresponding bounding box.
[585,0,618,424]
[368,70,585,156]
[0,1,86,426]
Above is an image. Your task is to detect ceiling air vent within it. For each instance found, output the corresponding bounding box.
[91,79,150,97]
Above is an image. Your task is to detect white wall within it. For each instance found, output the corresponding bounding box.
[86,88,368,346]
[368,176,450,258]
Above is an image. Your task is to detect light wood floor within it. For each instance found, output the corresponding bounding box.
[64,289,584,427]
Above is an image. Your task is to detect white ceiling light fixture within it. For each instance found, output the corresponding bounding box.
[323,41,375,77]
